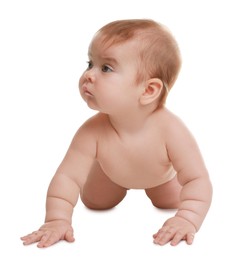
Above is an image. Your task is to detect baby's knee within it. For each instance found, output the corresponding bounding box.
[149,199,179,209]
[145,189,180,209]
[81,196,114,210]
[80,190,126,210]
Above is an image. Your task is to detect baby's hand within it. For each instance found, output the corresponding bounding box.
[153,216,196,246]
[21,220,74,248]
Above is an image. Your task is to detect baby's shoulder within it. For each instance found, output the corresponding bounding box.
[155,107,189,134]
[155,107,183,125]
[156,107,194,143]
[72,113,107,146]
[79,113,110,133]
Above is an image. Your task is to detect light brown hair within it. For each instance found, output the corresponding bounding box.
[96,19,182,105]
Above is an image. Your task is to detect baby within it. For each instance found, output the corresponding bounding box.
[21,19,212,247]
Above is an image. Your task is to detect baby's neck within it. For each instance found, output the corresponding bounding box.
[107,104,160,138]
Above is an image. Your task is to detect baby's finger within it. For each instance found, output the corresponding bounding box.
[170,231,185,246]
[21,231,44,245]
[186,232,195,245]
[153,229,165,243]
[64,230,75,243]
[153,228,174,245]
[153,232,158,239]
[37,232,60,248]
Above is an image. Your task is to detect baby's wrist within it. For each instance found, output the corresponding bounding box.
[174,213,198,231]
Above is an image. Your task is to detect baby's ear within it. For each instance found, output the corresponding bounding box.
[139,78,163,105]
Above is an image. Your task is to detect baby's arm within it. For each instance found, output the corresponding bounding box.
[21,172,79,248]
[154,116,212,246]
[21,119,97,247]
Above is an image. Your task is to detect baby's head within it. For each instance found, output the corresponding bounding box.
[92,19,181,105]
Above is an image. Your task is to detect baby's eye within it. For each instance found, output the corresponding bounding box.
[86,61,93,70]
[101,64,113,72]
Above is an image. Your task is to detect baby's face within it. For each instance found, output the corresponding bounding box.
[79,37,143,114]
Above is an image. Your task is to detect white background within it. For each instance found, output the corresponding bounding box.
[0,0,235,259]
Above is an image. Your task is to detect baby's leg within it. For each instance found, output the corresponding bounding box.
[80,161,127,210]
[145,175,182,209]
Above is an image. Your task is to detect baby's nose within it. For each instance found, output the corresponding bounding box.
[84,69,95,83]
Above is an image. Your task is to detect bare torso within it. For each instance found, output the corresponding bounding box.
[94,109,176,189]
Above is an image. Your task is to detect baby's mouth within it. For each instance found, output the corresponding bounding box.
[82,86,93,96]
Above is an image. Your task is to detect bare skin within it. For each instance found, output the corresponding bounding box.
[21,29,212,248]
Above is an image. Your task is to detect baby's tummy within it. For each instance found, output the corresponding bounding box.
[99,159,176,189]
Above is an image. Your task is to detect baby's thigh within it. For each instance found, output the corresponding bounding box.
[145,175,182,209]
[80,161,127,210]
